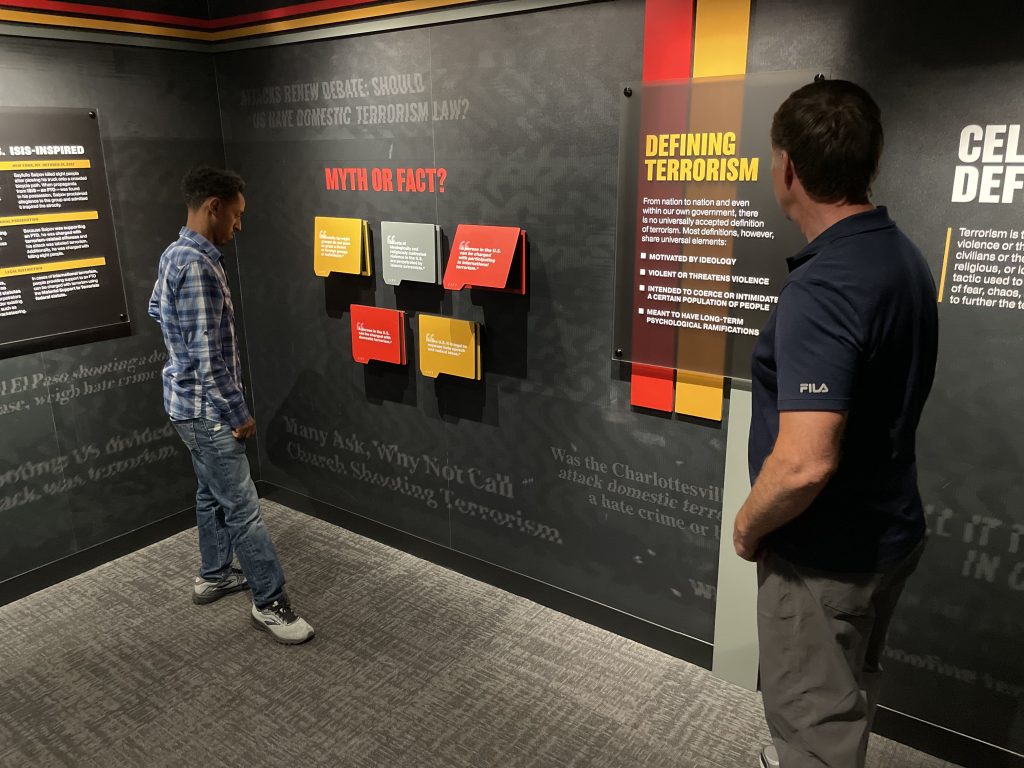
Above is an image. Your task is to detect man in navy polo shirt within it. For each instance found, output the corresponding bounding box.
[733,81,938,768]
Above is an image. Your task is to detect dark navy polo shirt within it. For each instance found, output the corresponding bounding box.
[749,206,938,572]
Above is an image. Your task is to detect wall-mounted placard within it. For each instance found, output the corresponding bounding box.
[0,107,131,358]
[350,304,406,365]
[417,313,480,380]
[442,224,526,294]
[313,216,371,276]
[611,72,812,381]
[381,221,441,286]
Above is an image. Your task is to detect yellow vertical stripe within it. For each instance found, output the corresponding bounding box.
[692,0,752,78]
[938,227,952,302]
[675,371,725,421]
[676,0,751,420]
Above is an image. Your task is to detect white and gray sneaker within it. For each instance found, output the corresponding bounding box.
[192,568,249,605]
[250,600,315,645]
[759,744,780,768]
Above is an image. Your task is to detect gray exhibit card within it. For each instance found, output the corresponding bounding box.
[381,221,441,286]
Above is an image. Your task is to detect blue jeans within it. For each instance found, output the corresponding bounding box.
[172,418,285,608]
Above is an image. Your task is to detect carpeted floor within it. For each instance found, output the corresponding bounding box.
[0,501,960,768]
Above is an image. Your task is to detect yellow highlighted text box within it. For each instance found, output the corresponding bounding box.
[0,211,98,228]
[0,256,106,279]
[0,160,91,171]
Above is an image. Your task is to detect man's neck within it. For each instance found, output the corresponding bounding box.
[796,202,875,243]
[184,212,215,245]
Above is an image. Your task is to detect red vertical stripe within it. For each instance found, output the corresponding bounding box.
[642,0,695,82]
[630,0,695,411]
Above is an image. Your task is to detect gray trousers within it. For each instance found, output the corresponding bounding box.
[756,539,925,768]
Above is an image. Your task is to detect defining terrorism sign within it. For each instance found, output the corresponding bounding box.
[0,107,130,358]
[613,72,812,380]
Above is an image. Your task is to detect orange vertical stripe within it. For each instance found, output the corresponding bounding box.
[673,0,752,421]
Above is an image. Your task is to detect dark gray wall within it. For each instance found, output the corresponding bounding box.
[0,40,247,581]
[215,0,726,645]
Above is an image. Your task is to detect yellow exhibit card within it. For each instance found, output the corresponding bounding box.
[418,314,480,380]
[313,216,369,276]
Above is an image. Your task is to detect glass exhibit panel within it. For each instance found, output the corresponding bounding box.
[0,106,131,356]
[611,71,812,381]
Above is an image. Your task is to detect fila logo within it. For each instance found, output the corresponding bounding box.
[800,382,830,394]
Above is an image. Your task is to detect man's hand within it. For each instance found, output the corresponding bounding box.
[733,518,760,561]
[232,418,256,440]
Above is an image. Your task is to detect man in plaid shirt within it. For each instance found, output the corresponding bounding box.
[149,166,313,645]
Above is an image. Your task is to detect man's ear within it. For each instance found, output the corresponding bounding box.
[207,196,221,216]
[782,150,795,190]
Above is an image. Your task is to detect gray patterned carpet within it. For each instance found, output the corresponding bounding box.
[0,501,960,767]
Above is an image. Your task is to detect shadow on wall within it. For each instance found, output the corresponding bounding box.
[324,270,376,319]
[363,356,418,407]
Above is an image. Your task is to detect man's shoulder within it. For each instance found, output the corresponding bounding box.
[784,219,934,332]
[802,222,921,285]
[821,213,920,263]
[160,239,217,280]
[161,238,203,264]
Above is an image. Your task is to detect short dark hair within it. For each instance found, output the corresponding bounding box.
[181,166,246,210]
[770,80,883,205]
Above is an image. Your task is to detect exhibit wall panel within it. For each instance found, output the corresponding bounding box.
[216,29,453,547]
[217,0,727,642]
[0,39,237,580]
[426,8,723,639]
[749,0,1024,754]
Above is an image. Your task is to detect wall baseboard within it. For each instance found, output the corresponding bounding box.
[0,508,196,608]
[263,481,1024,768]
[259,481,714,670]
[873,707,1024,768]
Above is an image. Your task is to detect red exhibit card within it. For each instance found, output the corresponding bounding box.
[350,304,406,365]
[442,224,526,293]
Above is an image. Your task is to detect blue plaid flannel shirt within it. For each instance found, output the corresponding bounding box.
[148,227,251,428]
